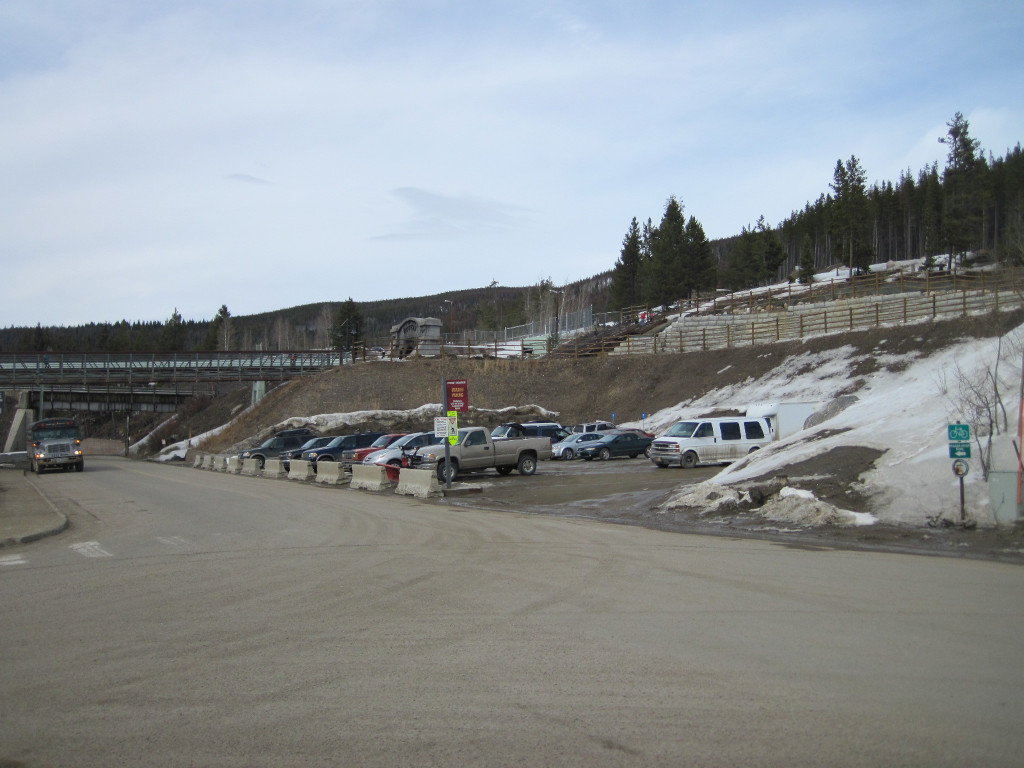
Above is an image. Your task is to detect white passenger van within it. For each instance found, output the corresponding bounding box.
[649,416,775,468]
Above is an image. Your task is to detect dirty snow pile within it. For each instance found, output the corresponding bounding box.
[651,321,1024,529]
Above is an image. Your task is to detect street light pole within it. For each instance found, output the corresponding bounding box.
[442,299,454,340]
[550,289,563,347]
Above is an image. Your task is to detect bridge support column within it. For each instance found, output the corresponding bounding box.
[2,391,33,453]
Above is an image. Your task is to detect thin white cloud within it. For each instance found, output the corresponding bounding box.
[374,187,530,241]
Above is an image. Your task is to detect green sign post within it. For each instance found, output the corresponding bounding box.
[947,424,971,521]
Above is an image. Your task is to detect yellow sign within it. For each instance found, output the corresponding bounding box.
[447,411,458,444]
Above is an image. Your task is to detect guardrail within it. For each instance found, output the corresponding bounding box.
[0,350,340,387]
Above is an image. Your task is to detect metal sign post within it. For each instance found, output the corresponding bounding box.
[441,379,468,490]
[948,424,971,523]
[952,459,969,521]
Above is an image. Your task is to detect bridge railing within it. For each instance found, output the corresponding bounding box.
[0,351,342,387]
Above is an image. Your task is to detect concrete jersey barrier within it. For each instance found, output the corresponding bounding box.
[395,467,440,498]
[350,464,391,492]
[315,461,347,485]
[288,459,315,482]
[226,456,242,474]
[241,458,260,476]
[263,458,286,479]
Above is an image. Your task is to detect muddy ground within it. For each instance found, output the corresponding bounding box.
[438,457,1024,565]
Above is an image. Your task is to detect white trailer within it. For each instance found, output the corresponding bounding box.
[744,402,819,440]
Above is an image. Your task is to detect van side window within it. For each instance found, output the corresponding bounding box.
[744,421,765,440]
[694,423,714,438]
[720,422,742,441]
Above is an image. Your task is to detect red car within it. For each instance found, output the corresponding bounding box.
[341,433,408,466]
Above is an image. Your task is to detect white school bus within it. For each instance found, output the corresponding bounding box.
[29,418,84,474]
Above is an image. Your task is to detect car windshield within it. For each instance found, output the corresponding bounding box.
[393,433,424,447]
[297,438,322,450]
[369,435,394,448]
[664,421,700,438]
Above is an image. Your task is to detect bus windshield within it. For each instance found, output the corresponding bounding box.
[31,423,80,441]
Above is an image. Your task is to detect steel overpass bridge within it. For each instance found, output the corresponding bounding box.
[1,351,342,414]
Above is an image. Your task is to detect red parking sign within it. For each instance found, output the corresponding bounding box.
[446,379,468,412]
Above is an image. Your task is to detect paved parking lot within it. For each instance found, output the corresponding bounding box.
[439,455,719,521]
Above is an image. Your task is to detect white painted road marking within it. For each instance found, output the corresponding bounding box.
[0,554,27,567]
[156,536,191,549]
[70,541,113,558]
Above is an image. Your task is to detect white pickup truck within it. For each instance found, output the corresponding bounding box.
[411,426,551,482]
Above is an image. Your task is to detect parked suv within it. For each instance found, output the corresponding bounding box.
[491,422,569,444]
[302,432,385,469]
[239,428,317,469]
[570,421,616,434]
[282,436,334,470]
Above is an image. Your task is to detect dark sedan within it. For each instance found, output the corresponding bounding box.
[578,431,653,461]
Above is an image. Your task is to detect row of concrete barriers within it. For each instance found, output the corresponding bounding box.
[190,454,442,499]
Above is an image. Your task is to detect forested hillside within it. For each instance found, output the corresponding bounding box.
[610,113,1024,306]
[3,113,1020,355]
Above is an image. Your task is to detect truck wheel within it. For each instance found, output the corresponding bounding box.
[683,451,698,469]
[256,456,266,470]
[517,454,537,475]
[598,447,611,461]
[437,460,458,483]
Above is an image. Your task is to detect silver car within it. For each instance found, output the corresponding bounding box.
[362,431,444,466]
[550,431,608,460]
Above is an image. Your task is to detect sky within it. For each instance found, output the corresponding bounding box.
[2,0,1023,327]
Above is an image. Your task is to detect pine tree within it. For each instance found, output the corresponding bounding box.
[683,215,717,296]
[201,305,233,351]
[939,111,984,266]
[330,298,364,352]
[159,308,186,352]
[830,155,872,273]
[610,218,643,309]
[798,234,815,283]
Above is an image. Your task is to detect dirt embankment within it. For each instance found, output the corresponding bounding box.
[191,309,1024,453]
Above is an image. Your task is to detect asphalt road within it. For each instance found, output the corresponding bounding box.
[2,456,1023,767]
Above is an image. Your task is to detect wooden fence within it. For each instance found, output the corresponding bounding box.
[605,286,1023,356]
